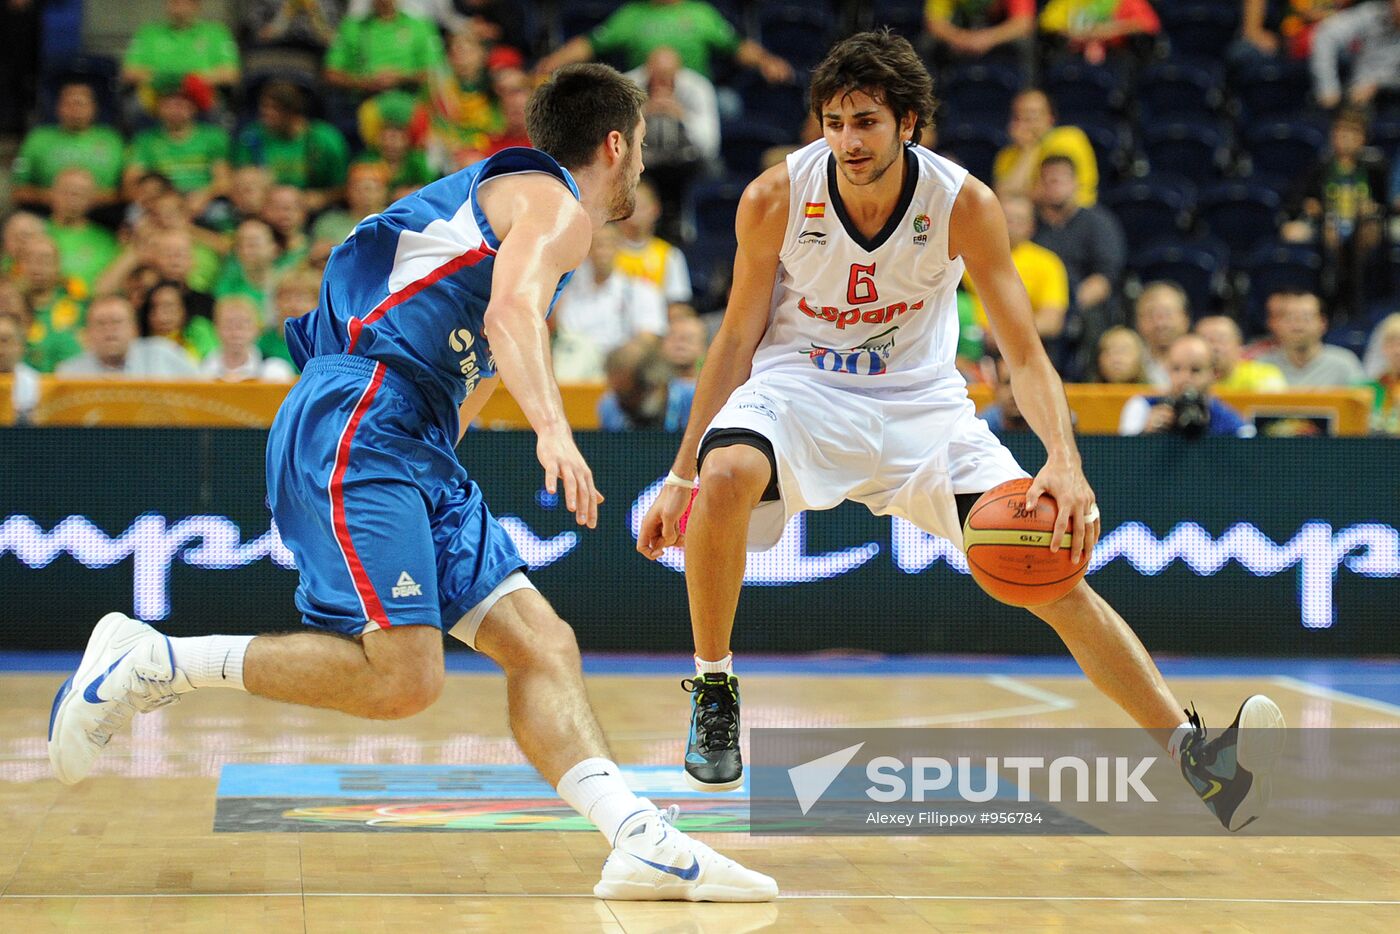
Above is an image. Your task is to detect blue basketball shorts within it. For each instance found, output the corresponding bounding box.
[265,354,527,640]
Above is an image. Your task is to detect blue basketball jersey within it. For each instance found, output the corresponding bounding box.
[286,148,580,419]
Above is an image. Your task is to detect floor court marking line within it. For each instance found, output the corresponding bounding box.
[3,893,1399,906]
[821,676,1079,730]
[1271,675,1400,719]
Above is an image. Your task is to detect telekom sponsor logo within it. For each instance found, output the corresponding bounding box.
[2,487,1397,628]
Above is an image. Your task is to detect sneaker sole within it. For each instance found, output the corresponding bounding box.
[593,879,777,902]
[1228,694,1287,831]
[684,771,744,793]
[48,612,143,786]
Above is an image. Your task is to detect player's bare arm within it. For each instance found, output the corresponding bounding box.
[636,163,790,560]
[951,175,1099,563]
[480,174,602,528]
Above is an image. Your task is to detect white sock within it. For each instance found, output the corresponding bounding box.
[556,757,653,845]
[168,635,253,691]
[695,653,733,676]
[1167,721,1195,761]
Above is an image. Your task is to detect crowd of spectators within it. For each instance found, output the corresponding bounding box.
[1,0,1397,434]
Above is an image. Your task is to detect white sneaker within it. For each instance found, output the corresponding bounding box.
[593,801,778,902]
[48,612,187,785]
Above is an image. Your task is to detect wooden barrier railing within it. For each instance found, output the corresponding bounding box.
[0,376,1375,435]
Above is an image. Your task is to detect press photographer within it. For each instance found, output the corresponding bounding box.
[1118,334,1254,438]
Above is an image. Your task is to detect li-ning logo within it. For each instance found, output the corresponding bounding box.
[797,229,827,245]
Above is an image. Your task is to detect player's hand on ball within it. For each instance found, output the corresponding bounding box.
[537,431,603,528]
[637,483,693,560]
[1025,461,1099,566]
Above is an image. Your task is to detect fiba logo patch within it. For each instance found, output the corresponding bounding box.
[912,213,930,246]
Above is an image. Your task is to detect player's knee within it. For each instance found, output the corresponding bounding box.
[363,626,445,719]
[508,608,582,674]
[698,446,770,508]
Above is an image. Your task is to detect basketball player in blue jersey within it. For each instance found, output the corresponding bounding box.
[48,64,776,902]
[638,32,1284,832]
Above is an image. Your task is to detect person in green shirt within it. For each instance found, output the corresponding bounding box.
[234,81,350,212]
[324,0,446,96]
[260,264,321,372]
[11,81,124,209]
[123,73,231,218]
[357,91,437,195]
[537,0,793,84]
[121,0,240,92]
[213,218,293,308]
[139,280,218,360]
[46,168,121,293]
[15,235,88,372]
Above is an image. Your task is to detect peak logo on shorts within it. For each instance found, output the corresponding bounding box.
[797,296,925,330]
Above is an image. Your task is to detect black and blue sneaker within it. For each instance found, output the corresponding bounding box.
[681,673,742,791]
[1178,694,1286,831]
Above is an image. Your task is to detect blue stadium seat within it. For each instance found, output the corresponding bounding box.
[1197,182,1283,257]
[868,0,927,41]
[1243,120,1326,193]
[1101,179,1194,252]
[1137,60,1223,122]
[1043,61,1123,124]
[1233,60,1312,123]
[1370,117,1400,164]
[1159,5,1241,63]
[1129,240,1223,316]
[718,119,791,179]
[1236,241,1323,330]
[757,5,835,71]
[943,62,1023,128]
[937,122,1008,184]
[1142,121,1227,182]
[689,178,746,249]
[557,1,626,44]
[738,69,810,138]
[1072,116,1131,185]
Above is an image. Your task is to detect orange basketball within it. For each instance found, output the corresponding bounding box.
[962,477,1090,607]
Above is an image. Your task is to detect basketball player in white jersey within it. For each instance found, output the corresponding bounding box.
[638,30,1283,831]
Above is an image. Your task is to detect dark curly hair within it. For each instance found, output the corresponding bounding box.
[810,29,937,141]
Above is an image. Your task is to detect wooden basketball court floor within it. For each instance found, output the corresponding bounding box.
[1,655,1398,933]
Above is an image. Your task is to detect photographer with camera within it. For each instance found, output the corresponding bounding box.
[1118,334,1254,438]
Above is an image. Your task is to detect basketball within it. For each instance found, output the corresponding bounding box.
[962,477,1091,607]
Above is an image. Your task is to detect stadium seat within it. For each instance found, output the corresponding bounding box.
[1101,179,1195,251]
[1128,240,1223,316]
[556,1,626,47]
[1073,116,1132,185]
[1233,60,1312,123]
[1159,4,1241,63]
[737,69,809,138]
[1243,120,1326,193]
[757,5,835,71]
[1369,117,1400,164]
[867,0,926,41]
[943,62,1023,128]
[718,118,791,179]
[1137,60,1223,122]
[1043,61,1123,124]
[1236,241,1324,330]
[937,122,1008,184]
[1197,182,1283,257]
[1142,121,1227,182]
[688,178,745,249]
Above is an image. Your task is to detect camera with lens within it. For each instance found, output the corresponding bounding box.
[1169,387,1211,439]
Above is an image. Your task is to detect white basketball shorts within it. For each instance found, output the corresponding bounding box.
[700,369,1028,551]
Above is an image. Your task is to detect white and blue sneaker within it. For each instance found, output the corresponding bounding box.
[48,612,188,785]
[594,800,778,902]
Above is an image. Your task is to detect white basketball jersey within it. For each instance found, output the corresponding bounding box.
[750,139,969,393]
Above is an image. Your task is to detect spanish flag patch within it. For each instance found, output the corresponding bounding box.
[804,201,825,218]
